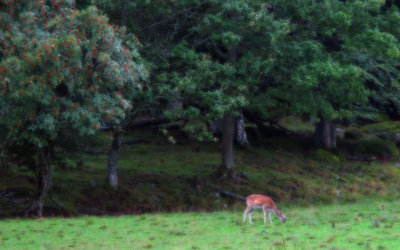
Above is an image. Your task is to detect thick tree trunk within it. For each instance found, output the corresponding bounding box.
[108,131,122,190]
[212,112,249,147]
[24,147,51,217]
[221,114,235,174]
[314,116,336,149]
[218,44,239,177]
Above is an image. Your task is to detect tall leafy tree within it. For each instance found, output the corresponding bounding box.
[94,0,288,176]
[0,0,146,216]
[347,2,400,121]
[262,0,400,148]
[93,0,398,157]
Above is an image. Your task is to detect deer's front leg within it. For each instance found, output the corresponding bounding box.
[263,207,267,224]
[268,210,273,224]
[249,208,253,224]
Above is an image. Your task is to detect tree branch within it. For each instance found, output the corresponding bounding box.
[214,188,246,202]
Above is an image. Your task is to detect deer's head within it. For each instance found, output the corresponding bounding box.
[280,214,286,223]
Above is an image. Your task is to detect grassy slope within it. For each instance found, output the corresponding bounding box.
[1,128,400,216]
[1,198,399,249]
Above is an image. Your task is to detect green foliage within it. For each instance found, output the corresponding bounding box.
[89,0,400,140]
[93,0,290,139]
[270,0,399,122]
[312,149,340,163]
[355,138,399,157]
[79,0,400,128]
[0,1,146,146]
[290,60,368,120]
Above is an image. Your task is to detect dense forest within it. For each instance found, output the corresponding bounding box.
[1,0,400,221]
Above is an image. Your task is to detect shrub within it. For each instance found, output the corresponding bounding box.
[354,138,399,158]
[312,149,340,163]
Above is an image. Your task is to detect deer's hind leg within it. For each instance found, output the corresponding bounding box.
[243,207,253,224]
[243,207,253,223]
[249,207,254,224]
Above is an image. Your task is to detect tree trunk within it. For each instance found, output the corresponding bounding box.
[24,146,51,217]
[213,111,249,147]
[108,130,122,190]
[221,114,235,174]
[314,116,336,149]
[218,44,239,177]
[236,111,249,147]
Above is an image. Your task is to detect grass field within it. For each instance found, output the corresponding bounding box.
[1,198,399,249]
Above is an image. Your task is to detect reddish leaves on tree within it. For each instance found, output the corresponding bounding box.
[0,0,146,144]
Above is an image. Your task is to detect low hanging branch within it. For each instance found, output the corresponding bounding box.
[100,117,172,131]
[127,117,171,129]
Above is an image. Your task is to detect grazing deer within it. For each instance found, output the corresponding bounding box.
[243,194,286,224]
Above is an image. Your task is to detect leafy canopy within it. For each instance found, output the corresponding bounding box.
[0,0,147,146]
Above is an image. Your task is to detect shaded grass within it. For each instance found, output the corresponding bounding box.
[2,129,400,216]
[1,198,399,249]
[360,121,400,133]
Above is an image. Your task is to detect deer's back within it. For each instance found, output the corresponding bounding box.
[246,194,275,208]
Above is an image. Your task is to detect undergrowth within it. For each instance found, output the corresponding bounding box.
[1,129,400,217]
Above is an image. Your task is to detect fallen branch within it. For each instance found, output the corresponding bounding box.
[214,188,246,202]
[346,156,376,162]
[128,117,170,129]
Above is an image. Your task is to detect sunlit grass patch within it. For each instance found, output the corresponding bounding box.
[1,198,400,249]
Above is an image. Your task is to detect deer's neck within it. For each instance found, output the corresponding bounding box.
[272,206,281,217]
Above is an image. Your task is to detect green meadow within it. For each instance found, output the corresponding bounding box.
[1,198,399,249]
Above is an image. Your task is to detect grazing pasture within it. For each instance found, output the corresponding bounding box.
[1,198,399,249]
